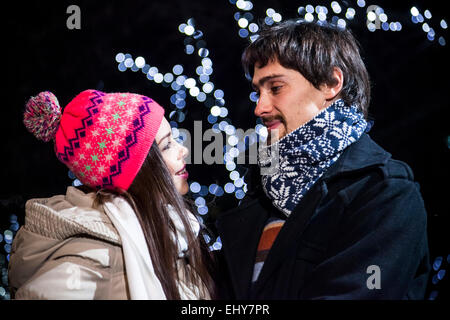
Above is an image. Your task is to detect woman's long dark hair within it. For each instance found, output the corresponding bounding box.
[93,142,216,299]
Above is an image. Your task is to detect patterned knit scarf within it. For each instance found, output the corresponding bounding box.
[258,99,368,216]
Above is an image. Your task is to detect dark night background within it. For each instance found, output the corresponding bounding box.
[1,0,449,300]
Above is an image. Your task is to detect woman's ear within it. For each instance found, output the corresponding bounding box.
[321,67,344,101]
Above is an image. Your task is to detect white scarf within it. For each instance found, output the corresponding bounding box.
[103,197,201,300]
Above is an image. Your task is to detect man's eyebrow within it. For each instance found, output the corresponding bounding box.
[157,132,171,145]
[252,74,286,89]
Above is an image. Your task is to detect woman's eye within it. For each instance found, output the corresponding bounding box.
[162,141,171,151]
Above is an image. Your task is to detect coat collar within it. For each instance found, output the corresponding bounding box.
[217,134,392,298]
[321,134,391,181]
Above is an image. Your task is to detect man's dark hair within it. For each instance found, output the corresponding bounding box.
[242,19,371,118]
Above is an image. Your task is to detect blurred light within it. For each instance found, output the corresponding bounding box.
[115,53,125,63]
[178,23,187,33]
[234,178,244,188]
[439,37,446,46]
[163,73,174,83]
[379,13,387,23]
[337,19,346,29]
[305,13,314,22]
[212,241,222,250]
[198,48,209,58]
[190,182,201,193]
[266,8,275,17]
[424,10,432,19]
[389,22,397,31]
[184,25,195,36]
[73,179,83,187]
[173,64,183,75]
[422,23,430,33]
[239,28,249,38]
[220,107,228,117]
[437,269,446,280]
[248,23,259,33]
[428,290,438,300]
[357,0,366,8]
[203,82,214,94]
[185,44,194,54]
[209,184,219,195]
[417,14,424,23]
[367,22,377,32]
[264,17,274,25]
[306,5,314,13]
[235,189,246,199]
[124,58,134,68]
[346,8,355,20]
[184,78,196,88]
[331,2,342,14]
[202,57,213,67]
[367,11,377,22]
[199,185,208,196]
[410,7,419,17]
[238,17,249,28]
[189,87,200,97]
[225,161,236,171]
[207,114,217,124]
[272,13,282,23]
[196,92,207,102]
[154,73,163,83]
[441,19,448,29]
[197,205,209,215]
[433,256,443,271]
[230,170,240,181]
[211,106,221,117]
[135,56,145,68]
[214,89,225,99]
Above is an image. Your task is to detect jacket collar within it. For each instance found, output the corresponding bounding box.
[321,134,391,181]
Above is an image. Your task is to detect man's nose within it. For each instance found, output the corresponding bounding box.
[254,93,272,118]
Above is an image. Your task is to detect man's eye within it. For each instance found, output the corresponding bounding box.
[271,86,282,93]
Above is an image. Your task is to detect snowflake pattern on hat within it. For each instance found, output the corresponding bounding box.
[54,90,164,191]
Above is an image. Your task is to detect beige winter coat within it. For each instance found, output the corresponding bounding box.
[8,186,207,300]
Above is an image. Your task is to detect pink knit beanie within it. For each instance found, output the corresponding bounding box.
[23,89,165,191]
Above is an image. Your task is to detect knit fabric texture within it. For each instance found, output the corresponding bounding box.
[258,99,368,216]
[51,90,164,191]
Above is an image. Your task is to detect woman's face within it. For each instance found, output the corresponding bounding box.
[155,117,189,195]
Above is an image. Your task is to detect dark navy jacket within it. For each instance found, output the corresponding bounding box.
[216,134,430,299]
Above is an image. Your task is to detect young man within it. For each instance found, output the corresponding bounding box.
[216,19,430,299]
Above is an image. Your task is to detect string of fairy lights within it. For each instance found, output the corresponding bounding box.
[110,0,447,251]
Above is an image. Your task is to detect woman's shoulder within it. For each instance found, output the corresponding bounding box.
[24,186,121,245]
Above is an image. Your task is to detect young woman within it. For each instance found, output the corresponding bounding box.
[8,89,216,299]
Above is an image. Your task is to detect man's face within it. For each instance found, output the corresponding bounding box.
[252,59,329,144]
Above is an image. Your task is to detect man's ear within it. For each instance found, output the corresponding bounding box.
[321,67,344,101]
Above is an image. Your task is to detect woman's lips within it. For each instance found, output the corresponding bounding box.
[175,165,189,179]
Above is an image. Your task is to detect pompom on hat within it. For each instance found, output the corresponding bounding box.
[24,89,165,191]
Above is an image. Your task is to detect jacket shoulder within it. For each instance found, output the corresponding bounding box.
[24,191,120,245]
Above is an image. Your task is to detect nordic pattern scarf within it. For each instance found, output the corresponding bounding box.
[258,99,368,216]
